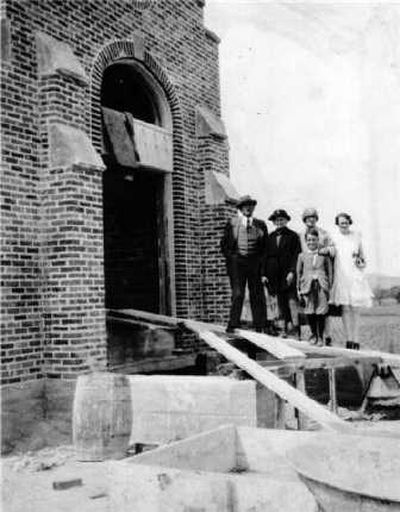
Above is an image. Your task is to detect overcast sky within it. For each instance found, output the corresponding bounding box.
[205,1,400,277]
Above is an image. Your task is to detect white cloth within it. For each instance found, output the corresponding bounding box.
[237,210,253,227]
[330,230,373,307]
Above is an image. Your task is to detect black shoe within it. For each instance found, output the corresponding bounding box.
[325,337,332,347]
[286,326,300,339]
[346,341,354,349]
[264,323,279,336]
[352,342,360,350]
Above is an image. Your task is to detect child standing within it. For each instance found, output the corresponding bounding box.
[296,229,333,346]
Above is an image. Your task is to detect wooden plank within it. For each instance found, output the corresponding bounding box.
[185,322,350,432]
[109,309,226,334]
[109,309,400,368]
[275,397,286,429]
[328,368,338,414]
[295,369,307,430]
[259,357,378,371]
[236,329,306,361]
[109,308,181,327]
[107,315,177,333]
[284,338,400,366]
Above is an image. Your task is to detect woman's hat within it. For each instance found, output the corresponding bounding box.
[236,195,257,208]
[269,209,291,221]
[302,207,319,222]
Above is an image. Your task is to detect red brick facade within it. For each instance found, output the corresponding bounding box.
[1,0,237,385]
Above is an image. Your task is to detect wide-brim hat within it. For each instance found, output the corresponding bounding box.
[302,207,319,222]
[268,209,291,221]
[236,195,257,208]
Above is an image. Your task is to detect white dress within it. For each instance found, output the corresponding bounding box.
[330,230,373,308]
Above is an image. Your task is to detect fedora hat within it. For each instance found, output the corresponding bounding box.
[236,195,257,208]
[302,207,319,222]
[268,209,291,221]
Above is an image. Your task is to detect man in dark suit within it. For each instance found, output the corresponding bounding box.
[220,195,268,333]
[265,209,302,338]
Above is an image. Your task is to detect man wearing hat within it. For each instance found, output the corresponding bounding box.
[220,195,268,333]
[300,208,335,345]
[265,209,302,338]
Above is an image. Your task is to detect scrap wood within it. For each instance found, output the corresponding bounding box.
[185,321,350,433]
[52,478,83,490]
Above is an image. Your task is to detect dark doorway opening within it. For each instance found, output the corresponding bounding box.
[100,59,174,317]
[101,62,161,125]
[103,169,163,313]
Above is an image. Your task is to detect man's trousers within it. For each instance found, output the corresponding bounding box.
[227,255,266,329]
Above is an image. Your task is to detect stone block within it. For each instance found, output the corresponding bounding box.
[109,426,318,512]
[1,380,45,453]
[35,31,88,85]
[196,105,227,139]
[205,170,239,205]
[49,123,105,169]
[128,376,257,445]
[130,424,237,472]
[110,463,230,512]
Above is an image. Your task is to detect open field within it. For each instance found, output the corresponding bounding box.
[330,305,400,353]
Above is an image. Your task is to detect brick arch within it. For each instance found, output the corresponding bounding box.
[89,39,184,156]
[89,39,190,317]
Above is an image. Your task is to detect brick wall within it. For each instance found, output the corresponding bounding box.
[198,135,234,324]
[1,0,233,385]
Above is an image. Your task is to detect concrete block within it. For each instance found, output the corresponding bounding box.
[109,426,318,512]
[128,376,257,444]
[205,171,240,205]
[130,424,237,473]
[110,463,230,512]
[1,380,45,453]
[49,123,105,169]
[196,105,227,139]
[35,31,88,85]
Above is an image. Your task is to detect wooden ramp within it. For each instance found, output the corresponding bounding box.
[108,309,400,435]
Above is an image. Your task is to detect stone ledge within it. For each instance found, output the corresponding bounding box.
[205,27,221,45]
[196,105,227,139]
[205,170,240,205]
[36,31,89,86]
[49,123,105,170]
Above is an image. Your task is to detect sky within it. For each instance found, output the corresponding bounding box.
[204,1,400,277]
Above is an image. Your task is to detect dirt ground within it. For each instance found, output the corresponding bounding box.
[2,305,399,511]
[1,448,112,512]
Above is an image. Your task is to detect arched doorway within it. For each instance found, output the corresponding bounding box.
[101,59,175,315]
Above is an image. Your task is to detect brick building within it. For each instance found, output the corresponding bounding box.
[1,0,239,448]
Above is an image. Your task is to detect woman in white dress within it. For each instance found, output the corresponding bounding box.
[330,213,373,350]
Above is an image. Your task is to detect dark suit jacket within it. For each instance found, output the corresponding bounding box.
[220,216,268,266]
[265,226,301,294]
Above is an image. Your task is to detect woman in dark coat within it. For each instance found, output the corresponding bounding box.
[265,209,302,338]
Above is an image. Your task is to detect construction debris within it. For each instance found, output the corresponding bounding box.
[52,478,83,491]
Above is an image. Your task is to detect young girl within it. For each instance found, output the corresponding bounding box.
[297,229,333,345]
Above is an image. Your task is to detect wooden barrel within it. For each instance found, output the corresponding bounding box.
[73,372,132,461]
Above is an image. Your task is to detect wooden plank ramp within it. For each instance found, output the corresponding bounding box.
[110,309,399,367]
[236,329,306,361]
[185,320,350,433]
